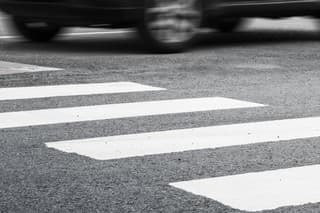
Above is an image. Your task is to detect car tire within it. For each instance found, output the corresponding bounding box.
[138,0,202,53]
[12,17,62,42]
[212,18,243,33]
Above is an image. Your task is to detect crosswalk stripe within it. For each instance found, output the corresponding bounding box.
[0,97,263,129]
[46,116,320,160]
[170,164,320,211]
[0,82,165,101]
[0,61,62,75]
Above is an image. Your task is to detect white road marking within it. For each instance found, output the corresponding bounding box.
[0,61,62,75]
[64,30,132,36]
[170,164,320,212]
[46,116,320,160]
[0,97,263,129]
[234,64,281,70]
[0,30,132,39]
[0,82,165,101]
[247,17,317,31]
[0,35,19,39]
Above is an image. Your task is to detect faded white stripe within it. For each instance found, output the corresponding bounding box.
[170,164,320,211]
[0,82,165,101]
[0,97,263,129]
[0,61,62,75]
[46,116,320,160]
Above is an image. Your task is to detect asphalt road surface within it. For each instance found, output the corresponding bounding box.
[1,15,320,213]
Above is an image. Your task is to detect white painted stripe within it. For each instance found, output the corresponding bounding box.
[0,61,62,75]
[234,63,281,70]
[46,116,320,160]
[0,35,19,39]
[0,97,263,129]
[170,164,320,211]
[64,30,131,36]
[0,82,165,101]
[247,18,317,31]
[0,30,132,39]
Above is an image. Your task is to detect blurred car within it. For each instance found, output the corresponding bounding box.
[0,0,319,52]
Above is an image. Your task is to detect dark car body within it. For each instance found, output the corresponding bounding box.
[0,0,320,52]
[1,0,319,26]
[0,0,145,27]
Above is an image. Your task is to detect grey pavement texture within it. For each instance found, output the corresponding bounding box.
[1,18,320,213]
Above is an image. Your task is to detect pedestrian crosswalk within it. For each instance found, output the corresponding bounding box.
[170,165,320,212]
[0,61,62,75]
[0,82,165,100]
[0,97,263,129]
[2,65,320,212]
[46,116,320,160]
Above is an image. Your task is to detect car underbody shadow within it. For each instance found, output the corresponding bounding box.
[1,29,320,54]
[195,29,320,50]
[0,30,146,55]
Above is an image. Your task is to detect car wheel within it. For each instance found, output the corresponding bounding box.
[12,17,62,42]
[138,0,202,53]
[213,18,243,33]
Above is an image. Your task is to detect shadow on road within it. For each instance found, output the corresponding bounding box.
[1,29,320,54]
[196,30,320,49]
[0,32,146,54]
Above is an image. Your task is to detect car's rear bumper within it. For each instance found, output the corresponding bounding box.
[0,0,144,26]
